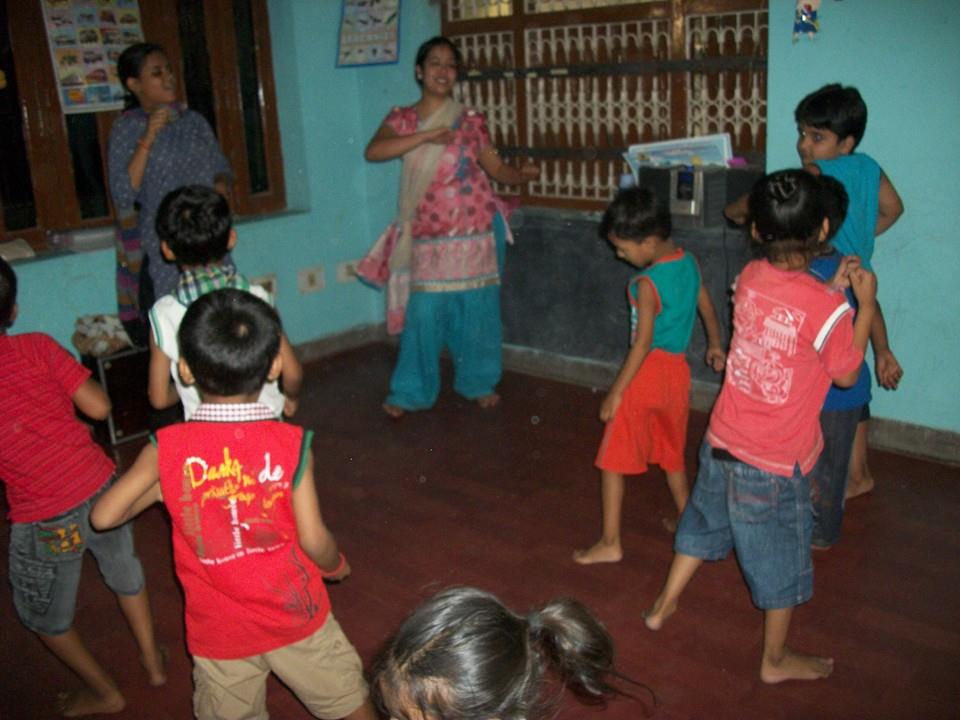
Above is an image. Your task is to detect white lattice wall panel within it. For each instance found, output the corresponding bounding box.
[526,19,670,66]
[528,159,622,202]
[525,75,669,148]
[456,31,516,69]
[446,0,513,22]
[451,33,518,148]
[525,0,658,13]
[523,19,671,199]
[454,79,519,148]
[686,10,767,151]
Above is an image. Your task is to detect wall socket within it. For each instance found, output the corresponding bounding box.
[250,273,277,298]
[336,260,359,282]
[297,264,325,293]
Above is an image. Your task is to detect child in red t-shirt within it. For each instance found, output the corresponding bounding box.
[644,170,877,683]
[0,258,166,716]
[92,289,376,720]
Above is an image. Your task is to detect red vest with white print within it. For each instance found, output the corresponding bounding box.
[156,411,328,659]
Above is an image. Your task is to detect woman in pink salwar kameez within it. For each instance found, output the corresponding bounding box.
[360,37,538,418]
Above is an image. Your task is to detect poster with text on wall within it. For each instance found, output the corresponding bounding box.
[336,0,400,67]
[42,0,144,114]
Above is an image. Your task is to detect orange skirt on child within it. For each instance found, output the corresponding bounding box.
[595,349,691,475]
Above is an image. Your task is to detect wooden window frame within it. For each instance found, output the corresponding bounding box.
[1,0,284,250]
[442,0,767,211]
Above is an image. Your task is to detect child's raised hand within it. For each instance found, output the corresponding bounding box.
[599,391,622,423]
[829,255,861,290]
[705,346,726,372]
[875,348,903,390]
[283,396,299,418]
[848,265,877,306]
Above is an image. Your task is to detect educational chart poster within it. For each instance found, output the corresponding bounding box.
[42,0,144,114]
[336,0,400,67]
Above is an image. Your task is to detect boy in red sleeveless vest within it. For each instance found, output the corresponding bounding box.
[92,289,375,720]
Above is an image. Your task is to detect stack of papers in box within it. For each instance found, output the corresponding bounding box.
[623,134,733,179]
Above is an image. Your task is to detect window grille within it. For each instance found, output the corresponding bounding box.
[443,0,767,209]
[524,0,659,12]
[446,0,514,22]
[686,10,767,152]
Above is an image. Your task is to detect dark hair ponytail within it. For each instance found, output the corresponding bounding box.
[531,598,617,701]
[748,169,829,263]
[117,42,166,109]
[375,587,647,720]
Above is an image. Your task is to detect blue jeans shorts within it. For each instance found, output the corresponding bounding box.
[810,406,861,548]
[675,441,813,610]
[8,477,145,635]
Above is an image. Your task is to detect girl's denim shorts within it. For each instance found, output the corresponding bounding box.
[675,441,814,610]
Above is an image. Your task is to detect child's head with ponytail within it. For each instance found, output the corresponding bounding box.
[374,586,634,720]
[748,169,835,267]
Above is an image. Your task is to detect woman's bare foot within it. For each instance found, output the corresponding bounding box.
[57,688,126,717]
[476,393,500,409]
[382,403,405,419]
[844,474,875,500]
[573,540,622,564]
[761,647,834,683]
[643,595,677,631]
[141,646,168,687]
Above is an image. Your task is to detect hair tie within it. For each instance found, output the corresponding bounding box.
[527,610,543,635]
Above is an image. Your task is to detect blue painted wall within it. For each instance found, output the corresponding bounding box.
[11,1,958,434]
[766,0,960,432]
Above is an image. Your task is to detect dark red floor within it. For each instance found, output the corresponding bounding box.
[2,343,959,719]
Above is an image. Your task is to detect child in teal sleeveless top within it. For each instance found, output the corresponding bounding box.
[574,187,726,564]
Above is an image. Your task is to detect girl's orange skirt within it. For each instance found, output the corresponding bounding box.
[595,349,691,475]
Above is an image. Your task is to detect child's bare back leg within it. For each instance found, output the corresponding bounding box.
[117,588,167,686]
[760,607,833,683]
[39,629,126,717]
[643,553,702,630]
[845,420,875,500]
[661,469,689,532]
[574,470,624,564]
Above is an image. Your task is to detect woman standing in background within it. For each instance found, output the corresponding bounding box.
[107,42,231,344]
[361,36,538,418]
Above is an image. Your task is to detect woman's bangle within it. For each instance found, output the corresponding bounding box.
[320,552,347,577]
[137,138,153,151]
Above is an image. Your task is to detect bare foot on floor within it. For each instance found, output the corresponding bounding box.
[643,595,677,631]
[382,403,405,419]
[141,646,168,687]
[573,541,622,565]
[845,475,875,500]
[477,393,500,409]
[761,647,834,683]
[57,688,126,717]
